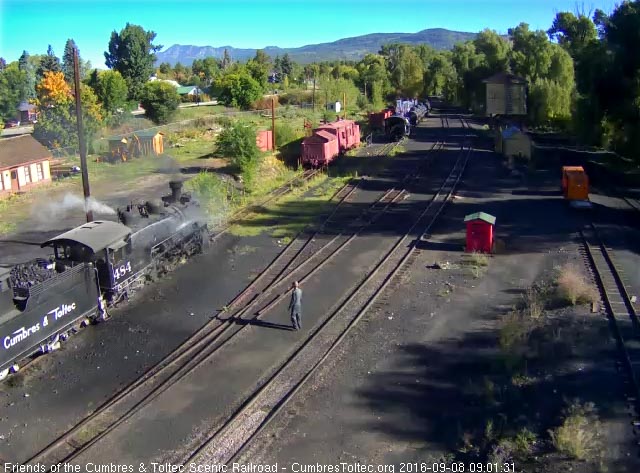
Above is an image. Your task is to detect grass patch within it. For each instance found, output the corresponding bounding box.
[0,196,18,235]
[550,400,602,460]
[388,144,406,157]
[228,173,354,241]
[461,251,490,278]
[554,264,598,306]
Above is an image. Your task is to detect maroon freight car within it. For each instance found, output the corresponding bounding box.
[301,119,361,167]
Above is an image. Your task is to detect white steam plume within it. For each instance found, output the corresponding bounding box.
[43,193,117,218]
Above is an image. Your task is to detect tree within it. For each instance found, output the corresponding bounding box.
[139,81,179,124]
[280,53,293,78]
[158,62,172,75]
[246,59,268,90]
[548,12,598,58]
[91,70,129,118]
[37,45,61,81]
[509,23,553,83]
[36,70,72,107]
[33,74,103,149]
[105,23,162,100]
[474,29,510,72]
[62,39,79,84]
[216,72,263,109]
[221,49,232,70]
[215,120,261,189]
[192,57,220,86]
[18,51,36,99]
[0,63,27,120]
[0,58,6,72]
[395,47,424,97]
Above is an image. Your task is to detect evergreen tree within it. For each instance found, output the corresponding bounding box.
[18,51,36,99]
[37,45,61,81]
[62,39,78,84]
[105,23,162,100]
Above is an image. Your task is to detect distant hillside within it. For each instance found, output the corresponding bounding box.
[155,28,477,66]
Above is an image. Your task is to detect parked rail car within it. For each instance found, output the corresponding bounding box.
[301,119,361,167]
[0,181,208,380]
[385,115,410,142]
[408,104,428,126]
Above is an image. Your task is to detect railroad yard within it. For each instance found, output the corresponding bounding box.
[2,109,640,473]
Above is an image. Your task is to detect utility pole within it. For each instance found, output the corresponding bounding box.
[343,92,347,119]
[73,47,93,223]
[271,98,276,152]
[312,74,316,111]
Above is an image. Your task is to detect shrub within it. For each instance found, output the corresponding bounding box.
[275,122,301,148]
[252,96,278,110]
[215,120,262,190]
[555,264,598,306]
[550,400,601,460]
[522,287,543,319]
[140,81,180,124]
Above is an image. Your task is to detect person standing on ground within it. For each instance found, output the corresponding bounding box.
[289,281,302,330]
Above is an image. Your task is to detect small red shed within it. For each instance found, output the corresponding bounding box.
[256,129,274,152]
[464,212,496,253]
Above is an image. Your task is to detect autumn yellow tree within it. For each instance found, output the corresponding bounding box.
[33,71,103,148]
[35,71,72,107]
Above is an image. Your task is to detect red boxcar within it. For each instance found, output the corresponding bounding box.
[301,119,361,167]
[301,130,339,167]
[316,120,361,152]
[369,110,393,129]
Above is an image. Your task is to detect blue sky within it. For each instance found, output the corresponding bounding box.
[0,0,618,67]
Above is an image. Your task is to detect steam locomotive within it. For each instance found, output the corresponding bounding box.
[0,181,208,380]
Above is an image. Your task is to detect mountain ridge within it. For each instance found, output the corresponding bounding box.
[155,28,478,66]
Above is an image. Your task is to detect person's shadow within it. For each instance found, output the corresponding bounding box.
[234,318,296,331]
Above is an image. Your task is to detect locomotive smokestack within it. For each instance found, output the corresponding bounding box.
[169,180,183,202]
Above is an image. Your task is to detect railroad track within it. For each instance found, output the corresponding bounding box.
[182,119,472,465]
[580,223,640,427]
[25,177,361,466]
[25,118,452,467]
[210,168,321,242]
[26,170,421,467]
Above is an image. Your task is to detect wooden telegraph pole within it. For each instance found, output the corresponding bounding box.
[271,98,276,152]
[343,92,347,119]
[73,47,93,222]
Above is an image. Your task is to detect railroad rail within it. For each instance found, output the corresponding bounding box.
[210,168,321,242]
[25,177,361,466]
[580,223,640,421]
[182,117,472,465]
[25,115,453,467]
[26,167,422,467]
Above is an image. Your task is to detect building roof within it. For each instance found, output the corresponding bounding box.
[17,101,37,112]
[176,86,200,95]
[464,212,496,225]
[483,72,527,85]
[108,130,164,141]
[0,135,51,171]
[303,130,336,144]
[41,220,132,254]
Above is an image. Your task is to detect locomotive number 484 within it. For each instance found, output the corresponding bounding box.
[113,262,132,281]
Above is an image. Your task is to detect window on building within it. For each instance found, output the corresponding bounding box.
[36,163,44,180]
[11,171,17,179]
[24,166,30,183]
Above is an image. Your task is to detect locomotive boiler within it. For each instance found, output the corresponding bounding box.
[0,181,208,380]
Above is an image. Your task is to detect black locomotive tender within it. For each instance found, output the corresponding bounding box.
[0,181,208,380]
